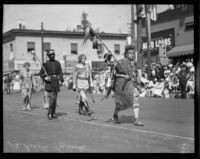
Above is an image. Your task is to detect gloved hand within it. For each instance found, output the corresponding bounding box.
[44,76,51,82]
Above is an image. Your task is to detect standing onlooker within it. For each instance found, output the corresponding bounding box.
[177,64,189,99]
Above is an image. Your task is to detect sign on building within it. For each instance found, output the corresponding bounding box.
[142,28,175,52]
[159,42,167,57]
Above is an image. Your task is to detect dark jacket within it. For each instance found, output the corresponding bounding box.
[177,70,188,83]
[40,60,64,92]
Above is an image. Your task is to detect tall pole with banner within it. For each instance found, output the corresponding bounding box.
[145,5,152,79]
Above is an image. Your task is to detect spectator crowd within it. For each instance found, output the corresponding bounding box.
[3,60,195,99]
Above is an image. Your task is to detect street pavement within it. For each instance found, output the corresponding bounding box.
[3,88,194,153]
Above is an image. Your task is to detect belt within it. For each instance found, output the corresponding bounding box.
[77,77,89,80]
[115,73,129,79]
[51,75,59,77]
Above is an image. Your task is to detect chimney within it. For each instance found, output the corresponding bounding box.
[18,20,22,29]
[77,25,82,32]
[22,19,26,29]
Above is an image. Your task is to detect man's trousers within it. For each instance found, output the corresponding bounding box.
[46,91,58,116]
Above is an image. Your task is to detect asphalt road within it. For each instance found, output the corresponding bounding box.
[3,88,194,153]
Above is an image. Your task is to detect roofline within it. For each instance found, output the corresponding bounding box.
[3,29,128,42]
[141,6,194,27]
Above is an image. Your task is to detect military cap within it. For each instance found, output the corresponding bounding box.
[47,49,55,56]
[23,62,30,67]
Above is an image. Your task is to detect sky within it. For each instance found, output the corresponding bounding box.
[3,4,170,34]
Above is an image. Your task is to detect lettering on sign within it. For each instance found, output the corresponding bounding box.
[142,38,172,50]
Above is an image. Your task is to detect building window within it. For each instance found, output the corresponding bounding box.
[185,22,194,31]
[10,43,13,52]
[27,42,35,52]
[71,43,78,54]
[43,42,51,52]
[114,44,120,54]
[43,42,51,62]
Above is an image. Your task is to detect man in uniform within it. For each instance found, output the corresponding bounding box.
[112,45,143,126]
[19,62,37,111]
[73,54,94,116]
[40,49,64,120]
[177,63,189,99]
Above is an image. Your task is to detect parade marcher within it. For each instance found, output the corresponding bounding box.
[73,53,94,116]
[112,44,143,126]
[177,63,189,99]
[40,49,64,120]
[19,62,37,111]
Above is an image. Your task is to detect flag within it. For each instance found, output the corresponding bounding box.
[177,16,185,36]
[9,52,14,61]
[134,4,145,24]
[150,5,157,21]
[144,5,157,21]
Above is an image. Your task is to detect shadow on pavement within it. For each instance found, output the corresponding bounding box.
[31,106,41,110]
[119,115,134,123]
[104,116,134,124]
[55,112,67,117]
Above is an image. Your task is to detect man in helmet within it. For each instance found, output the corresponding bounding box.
[19,62,37,111]
[73,53,94,116]
[112,44,144,126]
[40,49,64,120]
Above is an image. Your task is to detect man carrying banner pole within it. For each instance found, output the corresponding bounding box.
[112,45,143,126]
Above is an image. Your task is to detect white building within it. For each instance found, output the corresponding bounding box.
[3,29,128,74]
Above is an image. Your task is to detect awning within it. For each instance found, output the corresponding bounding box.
[167,44,193,57]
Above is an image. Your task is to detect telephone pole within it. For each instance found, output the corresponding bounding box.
[131,5,138,62]
[145,5,152,79]
[131,5,135,44]
[41,22,44,64]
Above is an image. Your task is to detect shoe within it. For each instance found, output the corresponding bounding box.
[26,107,31,111]
[113,114,120,124]
[21,106,26,111]
[86,109,93,116]
[27,104,31,111]
[51,114,57,119]
[78,108,84,115]
[134,120,144,126]
[48,114,53,120]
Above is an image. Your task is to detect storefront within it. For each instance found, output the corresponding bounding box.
[166,43,193,65]
[138,28,175,67]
